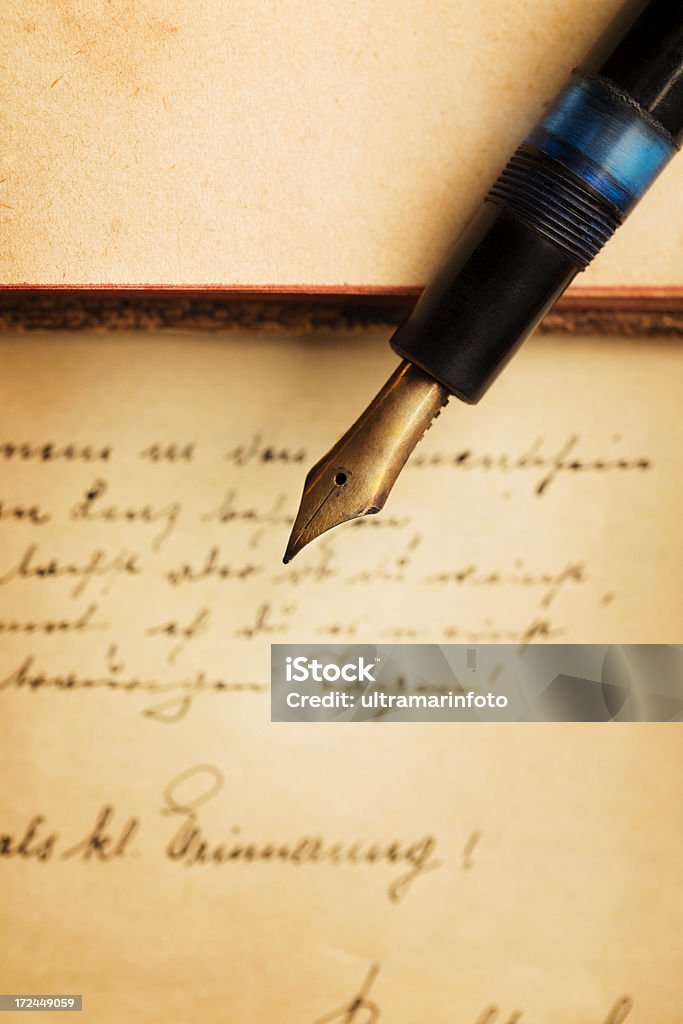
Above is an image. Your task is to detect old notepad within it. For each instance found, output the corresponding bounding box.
[0,0,681,293]
[0,328,682,1021]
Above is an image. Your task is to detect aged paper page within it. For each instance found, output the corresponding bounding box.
[0,330,682,1022]
[1,0,681,288]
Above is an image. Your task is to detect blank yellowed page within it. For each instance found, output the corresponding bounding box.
[0,0,681,288]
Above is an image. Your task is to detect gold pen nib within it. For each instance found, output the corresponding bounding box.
[283,360,448,563]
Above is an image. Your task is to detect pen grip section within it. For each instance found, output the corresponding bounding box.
[389,203,578,404]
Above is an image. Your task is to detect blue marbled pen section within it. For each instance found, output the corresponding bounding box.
[528,73,676,213]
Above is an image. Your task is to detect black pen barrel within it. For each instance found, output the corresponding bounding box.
[587,0,683,140]
[390,0,682,403]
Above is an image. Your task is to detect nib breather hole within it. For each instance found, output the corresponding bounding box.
[335,471,348,486]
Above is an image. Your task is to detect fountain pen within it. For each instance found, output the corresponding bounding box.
[284,0,683,563]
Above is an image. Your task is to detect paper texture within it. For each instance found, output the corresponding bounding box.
[1,0,681,289]
[0,329,681,1021]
